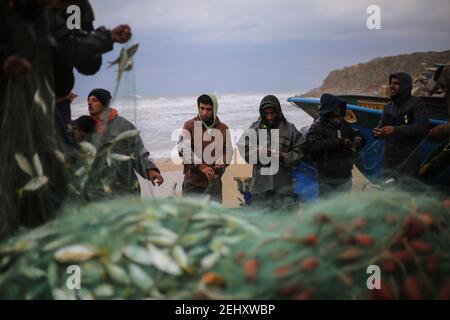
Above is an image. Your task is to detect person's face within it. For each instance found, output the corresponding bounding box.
[390,77,401,97]
[329,106,343,119]
[262,107,278,125]
[199,103,213,122]
[73,127,90,143]
[88,96,104,116]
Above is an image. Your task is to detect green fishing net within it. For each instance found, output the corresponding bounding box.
[0,47,67,239]
[1,6,448,300]
[0,38,149,240]
[0,189,448,300]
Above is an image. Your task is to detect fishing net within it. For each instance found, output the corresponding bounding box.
[0,188,448,300]
[1,2,449,301]
[0,24,148,238]
[0,37,67,239]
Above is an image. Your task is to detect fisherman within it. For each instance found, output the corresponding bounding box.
[72,115,96,143]
[419,64,450,188]
[237,95,303,209]
[305,94,365,197]
[430,64,450,139]
[47,0,132,148]
[178,94,233,203]
[373,72,429,181]
[0,0,67,238]
[0,0,134,238]
[87,88,163,195]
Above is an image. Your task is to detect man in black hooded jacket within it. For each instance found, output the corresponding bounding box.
[373,72,429,180]
[0,0,132,147]
[48,0,132,148]
[430,64,450,139]
[306,94,365,197]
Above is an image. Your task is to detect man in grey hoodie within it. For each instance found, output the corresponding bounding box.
[237,95,303,210]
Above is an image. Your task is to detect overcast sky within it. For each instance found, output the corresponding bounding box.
[73,0,450,98]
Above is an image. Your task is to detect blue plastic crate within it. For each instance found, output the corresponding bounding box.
[293,162,319,202]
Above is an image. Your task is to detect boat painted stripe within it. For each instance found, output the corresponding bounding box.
[287,97,446,126]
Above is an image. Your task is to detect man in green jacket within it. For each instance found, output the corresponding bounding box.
[87,89,163,196]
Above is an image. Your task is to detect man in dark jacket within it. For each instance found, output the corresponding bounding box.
[237,95,303,209]
[306,94,365,197]
[430,64,450,139]
[48,0,132,148]
[1,0,132,147]
[373,72,429,180]
[178,94,233,204]
[87,89,163,197]
[0,0,66,239]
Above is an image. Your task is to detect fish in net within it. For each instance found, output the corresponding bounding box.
[0,188,448,300]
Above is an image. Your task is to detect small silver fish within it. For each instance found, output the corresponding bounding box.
[147,244,182,276]
[105,264,129,285]
[172,246,189,270]
[79,142,97,159]
[114,129,140,143]
[34,88,47,114]
[54,150,66,164]
[33,154,44,177]
[22,176,49,192]
[200,251,221,270]
[128,263,154,291]
[123,245,153,265]
[15,153,33,177]
[108,44,139,68]
[109,153,135,162]
[54,244,97,263]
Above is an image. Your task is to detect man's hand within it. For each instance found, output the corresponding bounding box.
[373,127,381,138]
[353,136,363,149]
[213,164,226,172]
[430,123,448,139]
[265,148,281,159]
[3,56,32,78]
[148,169,164,186]
[342,139,354,149]
[112,24,132,43]
[373,126,394,138]
[200,166,215,183]
[68,93,78,103]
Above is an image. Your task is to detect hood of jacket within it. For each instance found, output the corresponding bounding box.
[198,93,218,129]
[319,93,347,118]
[389,72,413,104]
[259,95,286,128]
